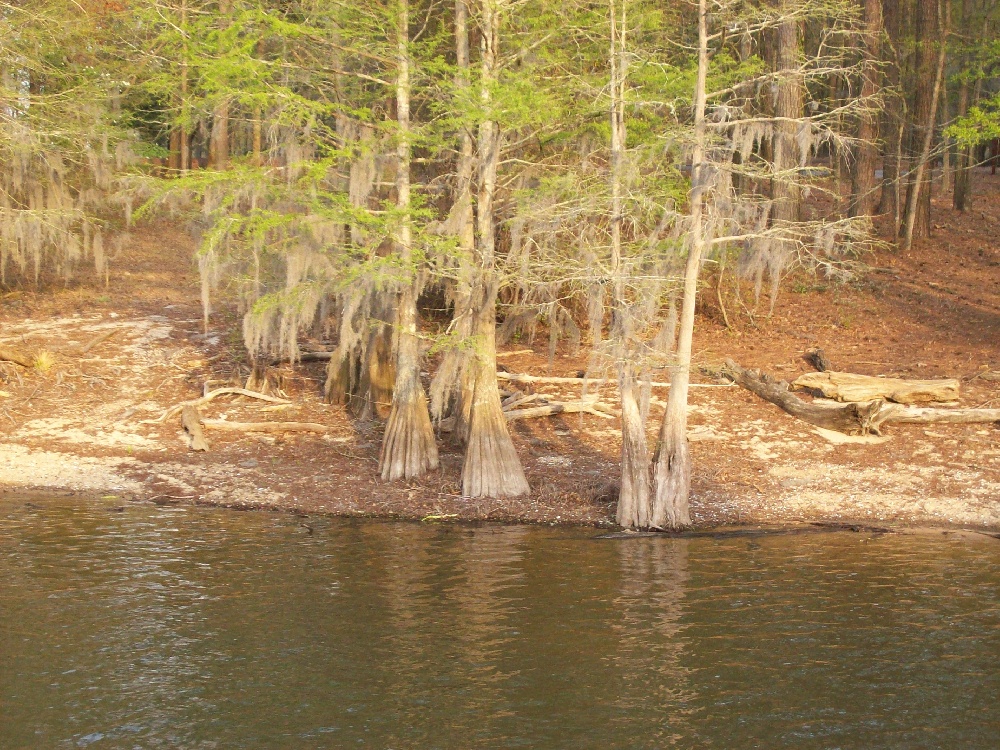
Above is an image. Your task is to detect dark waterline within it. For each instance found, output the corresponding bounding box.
[1,498,998,749]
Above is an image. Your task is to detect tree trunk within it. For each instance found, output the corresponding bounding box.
[940,75,951,193]
[380,0,439,481]
[649,0,709,531]
[608,0,653,529]
[180,0,190,174]
[953,0,973,211]
[901,0,941,242]
[252,106,263,167]
[771,12,802,227]
[208,0,231,170]
[461,0,529,498]
[878,0,904,222]
[902,0,949,253]
[850,0,884,217]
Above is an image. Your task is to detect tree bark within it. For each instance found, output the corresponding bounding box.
[648,0,709,531]
[902,0,949,253]
[901,0,943,243]
[380,0,439,481]
[608,0,653,529]
[953,0,974,211]
[878,0,905,223]
[771,11,802,227]
[850,0,884,217]
[461,0,529,498]
[209,1,231,170]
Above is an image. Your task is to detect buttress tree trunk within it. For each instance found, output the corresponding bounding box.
[648,0,710,531]
[849,0,883,217]
[460,0,529,498]
[380,0,439,481]
[608,0,652,529]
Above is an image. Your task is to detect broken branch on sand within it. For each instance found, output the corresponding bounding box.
[504,398,616,422]
[79,329,121,355]
[181,405,210,451]
[148,387,292,423]
[725,359,1000,435]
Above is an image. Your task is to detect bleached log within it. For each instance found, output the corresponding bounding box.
[201,420,329,433]
[793,371,960,404]
[0,345,34,368]
[881,405,1000,425]
[181,405,210,451]
[504,398,615,422]
[149,387,292,423]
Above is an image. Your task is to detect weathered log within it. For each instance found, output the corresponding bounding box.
[504,398,615,422]
[201,420,329,433]
[181,405,210,451]
[724,360,892,435]
[792,371,960,404]
[149,387,291,423]
[881,405,1000,425]
[0,345,34,368]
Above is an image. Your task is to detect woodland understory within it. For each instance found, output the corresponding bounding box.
[2,0,1000,530]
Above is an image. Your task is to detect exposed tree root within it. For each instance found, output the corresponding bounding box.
[181,405,210,451]
[148,387,291,424]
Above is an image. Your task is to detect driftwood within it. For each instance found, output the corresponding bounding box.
[149,387,291,423]
[724,360,890,434]
[201,420,329,433]
[792,371,960,404]
[726,360,1000,435]
[181,405,210,451]
[504,398,615,423]
[496,372,734,388]
[0,345,34,368]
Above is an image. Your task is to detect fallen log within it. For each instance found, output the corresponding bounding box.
[792,370,959,404]
[0,345,34,368]
[149,387,292,423]
[504,398,615,422]
[201,420,329,433]
[726,360,1000,435]
[724,360,893,434]
[181,405,210,451]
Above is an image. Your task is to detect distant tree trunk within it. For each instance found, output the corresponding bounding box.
[901,0,940,241]
[771,12,802,226]
[609,0,653,529]
[940,75,951,192]
[461,0,529,498]
[878,0,904,224]
[850,0,883,217]
[168,128,182,171]
[252,106,263,166]
[380,0,439,481]
[953,0,974,211]
[209,0,231,170]
[902,0,949,253]
[648,0,709,531]
[180,0,190,174]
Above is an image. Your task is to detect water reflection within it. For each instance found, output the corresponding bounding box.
[1,500,999,749]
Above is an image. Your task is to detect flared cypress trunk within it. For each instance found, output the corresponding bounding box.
[380,0,438,481]
[608,0,652,528]
[460,0,528,498]
[649,0,709,531]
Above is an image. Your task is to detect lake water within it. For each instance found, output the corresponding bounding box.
[1,498,998,748]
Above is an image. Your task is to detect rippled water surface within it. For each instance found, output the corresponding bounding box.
[1,498,999,749]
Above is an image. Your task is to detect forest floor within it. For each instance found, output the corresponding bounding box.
[2,169,1000,531]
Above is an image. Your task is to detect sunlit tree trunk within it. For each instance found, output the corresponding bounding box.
[609,0,652,529]
[461,0,529,498]
[648,0,709,531]
[953,0,974,211]
[771,10,801,226]
[180,0,190,174]
[209,0,231,170]
[380,0,439,481]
